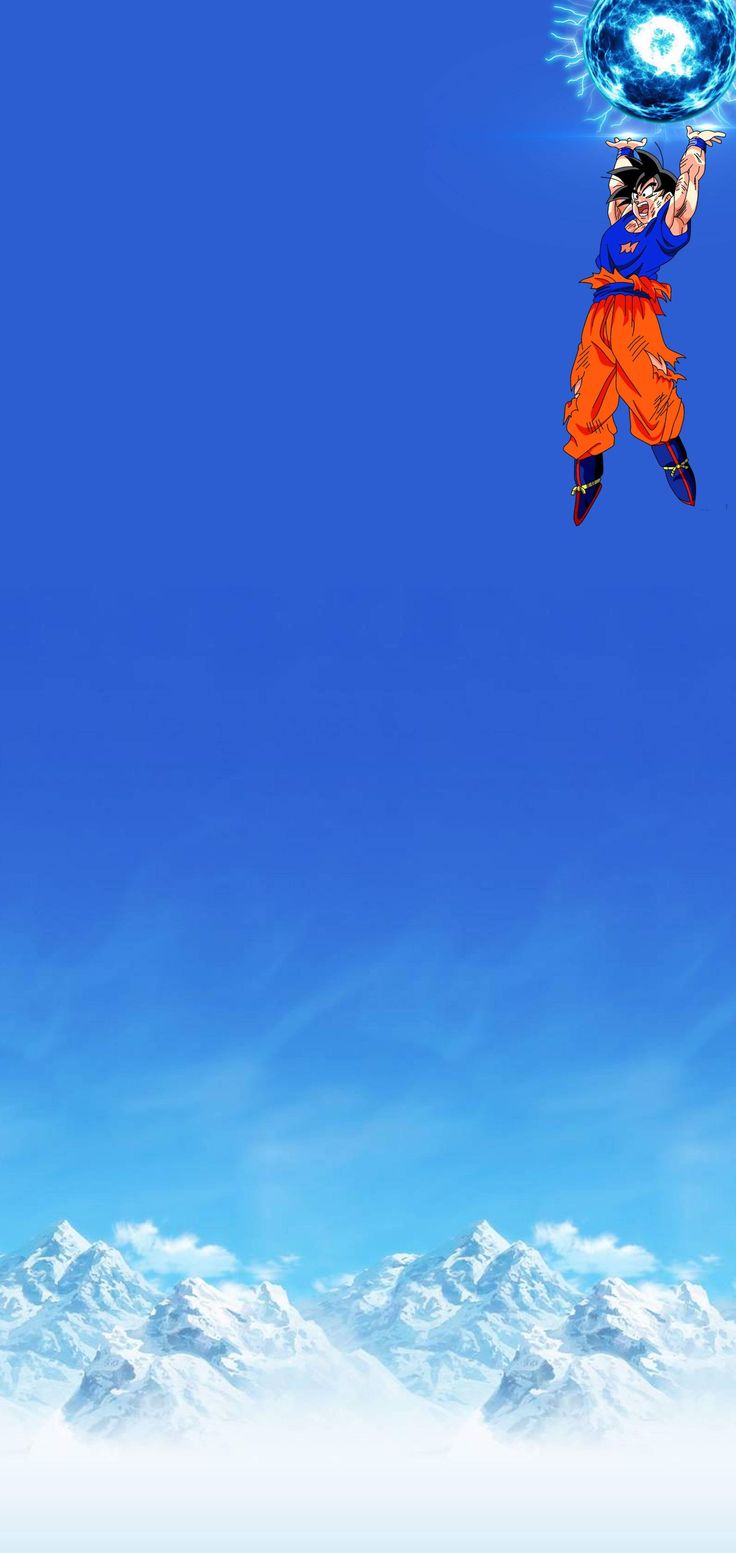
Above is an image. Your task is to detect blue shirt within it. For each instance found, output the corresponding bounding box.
[593,203,691,302]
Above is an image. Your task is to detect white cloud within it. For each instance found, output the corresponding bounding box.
[668,1253,720,1282]
[243,1253,300,1282]
[636,1281,674,1305]
[245,1263,282,1281]
[668,1261,703,1282]
[312,1272,356,1294]
[534,1219,657,1278]
[114,1219,238,1278]
[217,1281,264,1311]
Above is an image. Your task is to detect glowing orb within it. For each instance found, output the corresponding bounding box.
[583,0,736,121]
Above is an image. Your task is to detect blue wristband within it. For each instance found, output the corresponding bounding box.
[688,137,708,152]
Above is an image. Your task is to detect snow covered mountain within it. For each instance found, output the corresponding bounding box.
[65,1275,435,1441]
[3,1217,735,1445]
[565,1276,736,1376]
[484,1276,736,1439]
[0,1221,155,1409]
[309,1221,576,1407]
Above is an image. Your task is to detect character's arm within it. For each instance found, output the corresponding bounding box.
[666,126,726,234]
[604,135,646,223]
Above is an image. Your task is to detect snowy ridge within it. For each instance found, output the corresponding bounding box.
[65,1276,433,1441]
[0,1221,90,1325]
[0,1222,155,1408]
[2,1218,736,1443]
[309,1221,575,1407]
[484,1276,736,1438]
[566,1276,736,1374]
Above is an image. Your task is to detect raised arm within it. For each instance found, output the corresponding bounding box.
[604,135,647,223]
[666,126,726,234]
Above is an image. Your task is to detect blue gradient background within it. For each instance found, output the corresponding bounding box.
[1,2,735,1300]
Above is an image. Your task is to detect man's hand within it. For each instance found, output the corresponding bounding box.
[605,136,647,150]
[686,126,726,147]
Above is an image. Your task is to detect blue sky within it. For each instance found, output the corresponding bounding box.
[1,1,735,1304]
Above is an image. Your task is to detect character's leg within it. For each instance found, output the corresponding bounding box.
[563,309,619,524]
[611,303,695,504]
[563,329,619,458]
[570,452,604,526]
[650,437,696,505]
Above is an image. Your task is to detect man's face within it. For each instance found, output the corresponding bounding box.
[632,176,666,224]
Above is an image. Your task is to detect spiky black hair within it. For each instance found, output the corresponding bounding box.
[605,148,678,206]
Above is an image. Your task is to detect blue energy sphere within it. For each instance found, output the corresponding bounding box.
[583,0,736,121]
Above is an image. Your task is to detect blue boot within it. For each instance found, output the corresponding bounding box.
[571,454,603,526]
[652,437,696,506]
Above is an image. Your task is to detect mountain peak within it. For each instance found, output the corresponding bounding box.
[465,1221,510,1253]
[584,1277,638,1305]
[40,1220,89,1253]
[432,1219,510,1269]
[502,1240,544,1261]
[172,1277,211,1296]
[255,1280,291,1308]
[676,1280,711,1307]
[671,1280,725,1328]
[12,1219,91,1269]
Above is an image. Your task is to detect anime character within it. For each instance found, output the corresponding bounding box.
[564,126,725,525]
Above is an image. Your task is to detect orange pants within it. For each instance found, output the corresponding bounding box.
[564,278,685,459]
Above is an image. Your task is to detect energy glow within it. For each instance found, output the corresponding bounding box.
[548,1,736,128]
[628,15,696,78]
[584,0,736,121]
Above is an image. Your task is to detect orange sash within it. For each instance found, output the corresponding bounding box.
[580,267,672,316]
